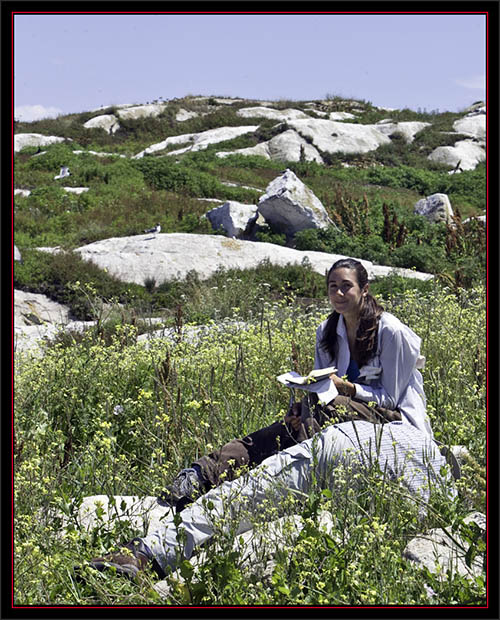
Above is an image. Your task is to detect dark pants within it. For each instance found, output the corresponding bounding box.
[194,394,401,487]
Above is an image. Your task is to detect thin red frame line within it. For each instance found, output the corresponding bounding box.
[11,8,490,611]
[10,11,490,14]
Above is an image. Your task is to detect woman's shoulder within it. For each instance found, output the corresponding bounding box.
[378,312,421,344]
[378,311,405,330]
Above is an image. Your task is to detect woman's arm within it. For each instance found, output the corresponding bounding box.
[353,322,420,409]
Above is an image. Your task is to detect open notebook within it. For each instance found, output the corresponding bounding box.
[277,367,338,404]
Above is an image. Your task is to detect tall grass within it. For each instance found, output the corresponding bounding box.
[14,285,486,605]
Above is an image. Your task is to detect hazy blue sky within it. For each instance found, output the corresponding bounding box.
[14,12,487,121]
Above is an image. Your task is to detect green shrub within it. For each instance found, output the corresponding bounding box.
[14,249,148,320]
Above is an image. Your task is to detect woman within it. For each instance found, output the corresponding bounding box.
[88,259,454,579]
[161,258,432,511]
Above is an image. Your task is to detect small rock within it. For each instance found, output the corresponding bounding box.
[63,187,89,194]
[414,193,454,224]
[206,201,259,238]
[403,512,486,579]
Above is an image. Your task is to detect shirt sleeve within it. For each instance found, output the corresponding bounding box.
[353,322,420,410]
[313,323,333,370]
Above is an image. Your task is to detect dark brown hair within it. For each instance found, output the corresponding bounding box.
[320,258,384,366]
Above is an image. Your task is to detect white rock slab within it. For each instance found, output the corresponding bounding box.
[287,118,391,154]
[375,121,431,143]
[220,181,264,192]
[258,169,331,234]
[63,187,90,194]
[56,495,172,537]
[14,321,98,355]
[237,107,310,121]
[15,289,71,326]
[73,233,433,286]
[329,112,357,120]
[428,140,485,171]
[217,129,324,163]
[175,108,200,122]
[211,97,245,105]
[83,114,121,134]
[206,201,258,238]
[132,125,259,159]
[403,512,485,579]
[73,149,127,159]
[453,114,486,140]
[463,215,486,225]
[14,133,67,153]
[116,103,167,121]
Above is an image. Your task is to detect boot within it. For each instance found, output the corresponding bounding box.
[157,466,207,512]
[89,537,165,580]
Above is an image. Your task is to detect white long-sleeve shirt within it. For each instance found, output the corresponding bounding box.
[314,312,433,437]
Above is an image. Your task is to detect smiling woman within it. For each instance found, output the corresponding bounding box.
[86,257,456,581]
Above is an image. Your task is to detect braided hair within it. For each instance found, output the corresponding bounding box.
[320,258,384,367]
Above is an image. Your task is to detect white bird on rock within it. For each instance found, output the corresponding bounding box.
[54,166,70,180]
[144,223,161,234]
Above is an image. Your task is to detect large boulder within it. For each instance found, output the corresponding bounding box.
[427,140,485,171]
[257,169,332,235]
[236,107,310,121]
[375,121,431,143]
[414,193,454,224]
[116,103,167,121]
[206,201,259,238]
[286,118,391,154]
[453,113,486,140]
[132,125,259,159]
[14,133,67,153]
[68,233,432,287]
[217,129,324,163]
[83,114,121,134]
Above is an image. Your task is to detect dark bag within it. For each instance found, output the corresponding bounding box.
[293,392,401,441]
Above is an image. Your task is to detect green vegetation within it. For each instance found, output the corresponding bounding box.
[14,286,486,604]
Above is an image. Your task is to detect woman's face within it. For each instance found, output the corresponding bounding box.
[328,267,367,317]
